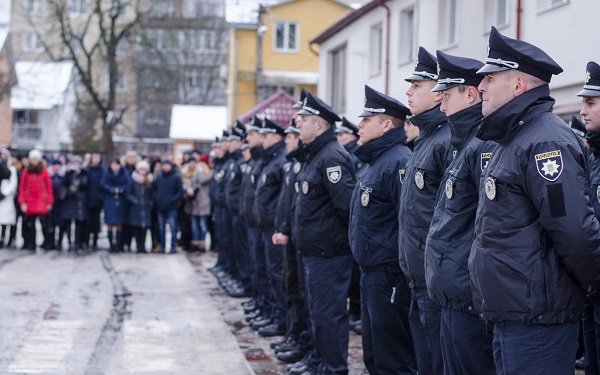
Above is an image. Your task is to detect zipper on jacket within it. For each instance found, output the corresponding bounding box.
[390,287,397,303]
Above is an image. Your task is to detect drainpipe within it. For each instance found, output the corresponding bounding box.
[377,0,390,94]
[516,0,522,40]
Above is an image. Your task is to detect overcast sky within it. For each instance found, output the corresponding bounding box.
[226,0,364,24]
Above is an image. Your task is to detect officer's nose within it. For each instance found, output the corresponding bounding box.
[478,78,488,94]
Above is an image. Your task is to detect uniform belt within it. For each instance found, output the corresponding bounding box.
[360,262,402,273]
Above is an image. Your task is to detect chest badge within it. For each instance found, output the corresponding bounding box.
[445,179,454,200]
[293,162,301,174]
[361,191,370,207]
[415,171,425,190]
[251,175,255,184]
[294,182,300,193]
[302,181,309,195]
[261,174,267,184]
[230,172,235,180]
[485,177,496,200]
[597,186,600,204]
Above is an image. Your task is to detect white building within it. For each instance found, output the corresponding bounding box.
[11,61,75,151]
[313,0,600,122]
[169,104,228,157]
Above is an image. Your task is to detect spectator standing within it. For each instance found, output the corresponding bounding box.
[152,159,183,254]
[18,149,53,250]
[189,155,213,251]
[103,159,129,252]
[0,148,17,248]
[126,160,153,253]
[180,157,198,251]
[85,153,104,250]
[61,156,88,252]
[48,160,66,250]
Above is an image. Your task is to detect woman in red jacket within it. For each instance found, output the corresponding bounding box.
[18,149,53,250]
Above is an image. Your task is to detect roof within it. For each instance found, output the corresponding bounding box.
[11,61,74,110]
[269,0,353,10]
[169,105,228,141]
[238,90,296,126]
[311,0,382,45]
[262,70,319,85]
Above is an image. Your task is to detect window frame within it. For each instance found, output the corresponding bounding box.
[398,6,417,66]
[438,0,459,50]
[369,22,383,77]
[536,0,569,14]
[273,21,300,53]
[329,43,347,114]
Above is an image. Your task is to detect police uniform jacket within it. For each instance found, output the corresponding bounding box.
[254,141,286,230]
[274,149,301,236]
[292,130,356,257]
[398,105,453,288]
[349,127,411,270]
[213,153,230,207]
[469,85,600,324]
[240,147,262,227]
[224,149,245,215]
[344,140,365,175]
[586,132,600,219]
[425,102,496,313]
[209,157,222,206]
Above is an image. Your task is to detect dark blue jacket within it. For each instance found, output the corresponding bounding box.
[275,149,301,236]
[398,105,453,288]
[349,127,411,270]
[209,157,223,205]
[61,169,88,221]
[344,140,365,177]
[292,130,356,257]
[425,102,496,313]
[213,153,230,207]
[85,165,104,208]
[50,173,64,226]
[255,141,286,230]
[586,132,600,220]
[240,147,263,227]
[152,169,183,212]
[102,167,129,224]
[469,85,600,324]
[224,149,245,215]
[127,176,153,227]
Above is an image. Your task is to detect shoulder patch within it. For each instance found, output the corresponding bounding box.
[534,150,563,182]
[481,153,492,172]
[326,166,342,184]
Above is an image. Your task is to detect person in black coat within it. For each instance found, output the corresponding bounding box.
[152,159,183,253]
[84,153,104,249]
[103,159,129,252]
[48,160,65,250]
[126,160,153,253]
[61,156,88,252]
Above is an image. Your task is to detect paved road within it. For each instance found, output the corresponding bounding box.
[0,249,251,375]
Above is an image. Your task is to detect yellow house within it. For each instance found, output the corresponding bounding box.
[227,0,352,123]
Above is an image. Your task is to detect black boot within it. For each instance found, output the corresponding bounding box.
[116,229,123,253]
[108,230,115,252]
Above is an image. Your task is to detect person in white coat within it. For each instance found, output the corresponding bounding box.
[0,148,18,248]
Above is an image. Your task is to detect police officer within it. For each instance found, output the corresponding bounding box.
[470,27,600,374]
[223,121,250,297]
[272,119,311,363]
[294,92,356,375]
[211,131,233,275]
[398,46,451,375]
[254,117,288,337]
[334,117,363,335]
[349,85,416,374]
[578,61,600,374]
[425,50,496,375]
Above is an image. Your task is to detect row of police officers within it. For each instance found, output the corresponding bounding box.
[210,26,600,375]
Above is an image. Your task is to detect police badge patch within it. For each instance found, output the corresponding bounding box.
[481,153,492,172]
[361,191,370,207]
[399,169,406,184]
[261,174,267,184]
[485,177,496,200]
[294,182,300,193]
[293,162,301,174]
[597,185,600,204]
[415,171,424,189]
[445,179,453,199]
[326,166,342,184]
[302,181,309,194]
[534,150,563,182]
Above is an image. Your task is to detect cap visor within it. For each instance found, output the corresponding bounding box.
[577,88,600,97]
[404,74,432,82]
[285,127,300,134]
[476,64,510,75]
[297,109,314,116]
[431,83,455,92]
[292,102,302,109]
[358,110,376,117]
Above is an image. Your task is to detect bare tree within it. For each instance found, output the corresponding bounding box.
[27,0,143,157]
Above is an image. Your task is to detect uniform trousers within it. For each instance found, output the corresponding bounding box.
[408,287,443,375]
[262,229,286,324]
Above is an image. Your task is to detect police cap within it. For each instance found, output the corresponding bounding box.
[432,51,484,92]
[297,92,341,125]
[260,118,285,136]
[358,85,411,120]
[335,117,359,136]
[405,47,439,82]
[577,61,600,97]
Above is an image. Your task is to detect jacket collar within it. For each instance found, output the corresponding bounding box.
[477,84,555,144]
[343,139,360,154]
[250,145,262,159]
[447,102,483,152]
[587,131,600,156]
[355,126,407,164]
[261,140,286,163]
[411,104,446,136]
[304,128,337,158]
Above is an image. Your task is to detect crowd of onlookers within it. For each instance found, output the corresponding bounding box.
[0,148,214,254]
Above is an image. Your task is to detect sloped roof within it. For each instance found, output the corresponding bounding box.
[170,105,228,141]
[11,61,74,110]
[311,0,381,45]
[269,0,353,10]
[238,90,296,127]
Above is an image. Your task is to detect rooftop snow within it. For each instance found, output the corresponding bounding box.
[170,105,228,141]
[11,61,74,110]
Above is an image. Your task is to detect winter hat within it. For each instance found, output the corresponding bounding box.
[29,149,42,160]
[136,160,150,172]
[0,148,10,159]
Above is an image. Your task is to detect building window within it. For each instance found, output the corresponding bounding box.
[14,110,39,125]
[439,0,458,48]
[149,0,175,17]
[24,0,45,16]
[484,0,510,29]
[23,32,43,53]
[329,44,346,114]
[369,23,383,76]
[69,0,88,15]
[274,21,298,52]
[537,0,569,13]
[399,6,416,64]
